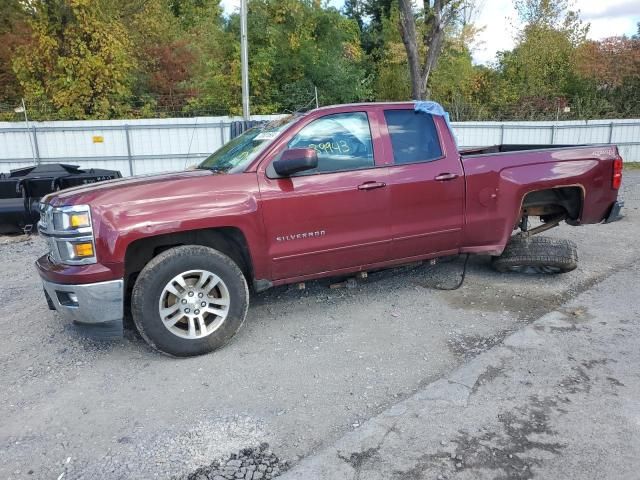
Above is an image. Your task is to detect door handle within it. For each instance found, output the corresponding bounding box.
[358,181,387,191]
[434,173,459,181]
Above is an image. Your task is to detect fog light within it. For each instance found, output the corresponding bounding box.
[56,291,79,307]
[72,242,94,258]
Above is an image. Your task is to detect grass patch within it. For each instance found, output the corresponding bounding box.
[624,162,640,170]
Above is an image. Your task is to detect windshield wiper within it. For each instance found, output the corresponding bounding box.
[208,166,230,174]
[194,165,227,173]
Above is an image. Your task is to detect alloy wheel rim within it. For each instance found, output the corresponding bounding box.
[158,269,230,339]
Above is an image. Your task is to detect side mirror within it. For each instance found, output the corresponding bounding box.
[273,148,318,177]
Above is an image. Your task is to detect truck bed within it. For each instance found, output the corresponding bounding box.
[459,143,621,255]
[460,144,586,157]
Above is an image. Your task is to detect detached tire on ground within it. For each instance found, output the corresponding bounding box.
[132,245,249,357]
[491,236,578,274]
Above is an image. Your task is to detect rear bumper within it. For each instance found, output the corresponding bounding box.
[41,277,124,337]
[605,200,624,223]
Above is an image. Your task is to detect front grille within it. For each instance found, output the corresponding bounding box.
[38,203,53,234]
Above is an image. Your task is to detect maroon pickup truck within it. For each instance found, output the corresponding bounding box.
[36,102,623,356]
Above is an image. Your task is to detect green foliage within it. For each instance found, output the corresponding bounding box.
[244,0,370,112]
[499,25,576,98]
[181,2,239,116]
[481,0,639,120]
[429,39,479,120]
[13,0,135,119]
[0,0,30,108]
[2,0,639,120]
[514,0,588,44]
[370,7,410,101]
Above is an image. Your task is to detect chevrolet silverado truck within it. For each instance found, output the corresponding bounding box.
[36,102,624,356]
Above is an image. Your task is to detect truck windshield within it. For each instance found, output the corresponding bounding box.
[198,118,296,173]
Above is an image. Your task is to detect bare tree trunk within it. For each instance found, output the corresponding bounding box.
[421,5,447,98]
[398,0,462,100]
[398,0,424,99]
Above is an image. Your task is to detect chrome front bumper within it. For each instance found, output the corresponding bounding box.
[41,278,124,336]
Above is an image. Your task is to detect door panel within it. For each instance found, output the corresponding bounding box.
[388,161,464,258]
[258,170,390,279]
[382,110,465,259]
[257,111,391,280]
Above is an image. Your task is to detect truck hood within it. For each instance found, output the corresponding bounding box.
[44,169,261,240]
[45,169,219,208]
[42,168,262,260]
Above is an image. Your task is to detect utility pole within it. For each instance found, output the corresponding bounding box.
[240,0,250,120]
[15,98,36,165]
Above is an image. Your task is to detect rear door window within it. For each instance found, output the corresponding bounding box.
[384,110,443,164]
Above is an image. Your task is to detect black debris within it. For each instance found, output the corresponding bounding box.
[181,443,290,480]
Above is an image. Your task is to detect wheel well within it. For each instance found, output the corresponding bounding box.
[521,187,583,221]
[123,228,253,321]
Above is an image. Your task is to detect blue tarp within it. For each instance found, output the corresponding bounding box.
[414,101,457,145]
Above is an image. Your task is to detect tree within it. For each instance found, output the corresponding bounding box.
[13,0,135,119]
[514,0,588,44]
[344,0,393,56]
[193,0,371,115]
[125,0,197,114]
[499,26,576,99]
[429,36,477,119]
[486,0,590,119]
[574,35,640,118]
[0,0,31,108]
[397,0,469,100]
[181,0,239,116]
[373,8,412,101]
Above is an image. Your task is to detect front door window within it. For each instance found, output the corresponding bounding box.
[287,112,374,175]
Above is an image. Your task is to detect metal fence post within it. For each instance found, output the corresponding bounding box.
[219,121,225,147]
[550,125,556,144]
[124,124,134,176]
[500,124,505,144]
[31,125,41,164]
[608,122,614,143]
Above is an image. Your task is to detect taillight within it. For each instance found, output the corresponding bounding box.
[612,157,623,189]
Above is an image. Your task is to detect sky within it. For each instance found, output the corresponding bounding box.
[473,0,640,64]
[220,0,640,65]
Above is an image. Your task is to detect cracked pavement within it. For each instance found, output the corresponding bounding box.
[280,261,640,480]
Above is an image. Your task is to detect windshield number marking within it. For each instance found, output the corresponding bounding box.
[308,141,350,155]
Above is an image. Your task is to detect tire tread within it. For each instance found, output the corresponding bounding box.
[491,236,578,274]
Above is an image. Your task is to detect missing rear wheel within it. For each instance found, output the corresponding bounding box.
[491,236,578,274]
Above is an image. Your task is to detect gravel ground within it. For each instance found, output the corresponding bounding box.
[0,171,638,480]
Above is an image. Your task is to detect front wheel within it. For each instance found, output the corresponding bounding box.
[491,236,578,274]
[131,245,249,357]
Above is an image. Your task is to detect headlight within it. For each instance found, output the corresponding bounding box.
[52,205,93,233]
[38,204,97,265]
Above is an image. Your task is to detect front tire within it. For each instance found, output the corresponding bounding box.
[491,236,578,274]
[131,245,249,357]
